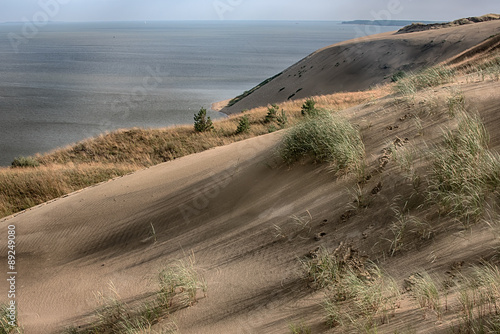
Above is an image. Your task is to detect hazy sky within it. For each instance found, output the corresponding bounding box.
[1,0,497,22]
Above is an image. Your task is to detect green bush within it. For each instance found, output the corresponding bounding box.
[264,104,279,123]
[235,116,250,134]
[265,104,288,130]
[301,98,317,116]
[11,156,40,168]
[193,107,214,132]
[276,109,288,128]
[280,112,364,174]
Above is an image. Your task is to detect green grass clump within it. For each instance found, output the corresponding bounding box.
[322,264,400,329]
[288,321,311,334]
[395,66,455,96]
[452,264,500,333]
[157,256,207,309]
[67,257,204,333]
[409,272,442,318]
[428,111,500,225]
[280,112,364,174]
[301,246,347,291]
[11,156,39,168]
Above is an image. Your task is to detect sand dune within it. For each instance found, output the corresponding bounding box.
[2,19,500,334]
[221,20,500,114]
[0,78,499,332]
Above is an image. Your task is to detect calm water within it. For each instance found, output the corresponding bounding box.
[0,21,398,166]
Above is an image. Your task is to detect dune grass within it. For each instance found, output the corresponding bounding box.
[428,111,500,225]
[395,66,456,97]
[0,304,19,334]
[66,256,204,334]
[0,90,381,219]
[279,111,365,175]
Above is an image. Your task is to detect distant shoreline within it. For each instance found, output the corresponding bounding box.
[342,20,439,27]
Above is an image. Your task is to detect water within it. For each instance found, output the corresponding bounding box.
[0,21,399,166]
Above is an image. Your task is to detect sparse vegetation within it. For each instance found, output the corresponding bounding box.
[279,111,365,175]
[0,304,18,334]
[409,272,442,319]
[157,256,207,309]
[447,89,466,117]
[67,256,204,333]
[288,321,312,334]
[387,202,425,256]
[395,66,455,96]
[428,111,500,225]
[451,264,500,333]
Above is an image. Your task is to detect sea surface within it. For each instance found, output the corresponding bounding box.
[0,21,399,166]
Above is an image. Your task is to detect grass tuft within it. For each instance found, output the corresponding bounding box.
[279,111,365,174]
[428,111,500,225]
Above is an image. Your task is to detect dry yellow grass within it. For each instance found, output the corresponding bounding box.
[0,89,385,219]
[0,164,136,218]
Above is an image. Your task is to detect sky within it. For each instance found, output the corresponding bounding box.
[1,0,498,23]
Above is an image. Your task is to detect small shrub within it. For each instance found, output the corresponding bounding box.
[193,107,214,132]
[280,112,364,174]
[301,98,317,116]
[11,156,39,168]
[264,104,279,123]
[276,109,288,128]
[235,116,250,134]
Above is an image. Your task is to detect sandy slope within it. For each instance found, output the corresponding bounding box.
[2,19,500,334]
[1,78,500,333]
[221,20,500,114]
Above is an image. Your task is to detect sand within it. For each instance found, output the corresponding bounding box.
[220,20,500,114]
[1,19,500,334]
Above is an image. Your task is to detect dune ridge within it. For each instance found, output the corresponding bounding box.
[1,18,500,334]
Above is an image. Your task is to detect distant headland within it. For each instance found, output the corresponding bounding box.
[341,20,439,26]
